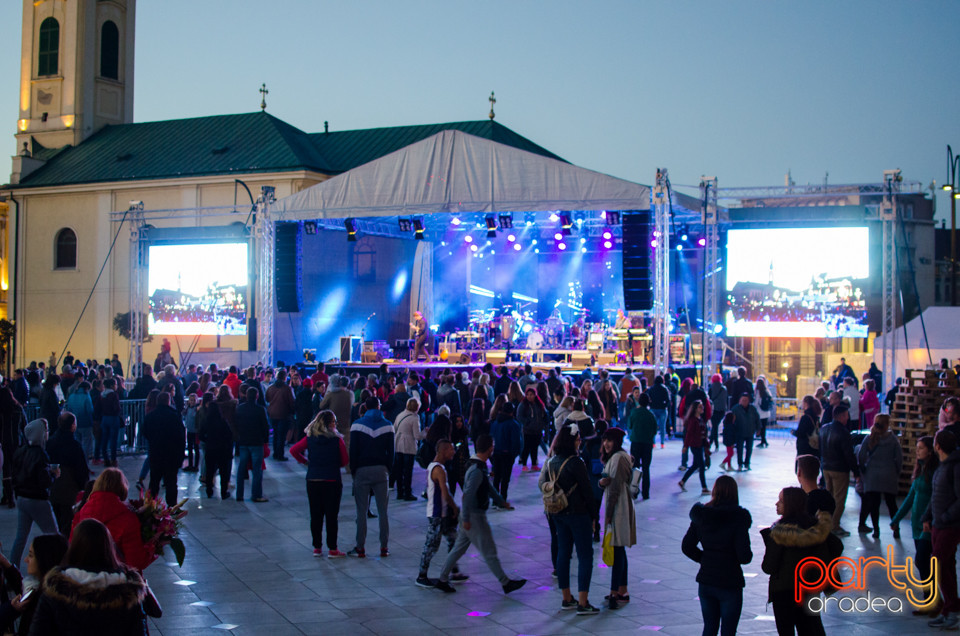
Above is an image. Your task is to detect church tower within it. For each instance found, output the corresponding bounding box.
[14,0,135,156]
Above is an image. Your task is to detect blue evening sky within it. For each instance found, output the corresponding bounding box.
[2,1,959,221]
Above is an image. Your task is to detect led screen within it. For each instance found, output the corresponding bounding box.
[725,227,868,338]
[148,243,248,336]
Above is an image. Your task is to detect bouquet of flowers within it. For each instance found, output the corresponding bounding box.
[127,491,189,567]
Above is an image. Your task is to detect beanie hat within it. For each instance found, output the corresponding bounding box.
[24,419,47,447]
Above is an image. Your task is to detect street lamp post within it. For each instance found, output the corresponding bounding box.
[944,145,960,306]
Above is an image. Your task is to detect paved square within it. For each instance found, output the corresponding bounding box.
[3,429,939,635]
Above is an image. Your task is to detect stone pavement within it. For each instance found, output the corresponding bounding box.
[0,430,942,635]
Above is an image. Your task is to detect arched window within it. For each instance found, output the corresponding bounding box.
[38,17,59,77]
[55,228,77,270]
[100,21,119,80]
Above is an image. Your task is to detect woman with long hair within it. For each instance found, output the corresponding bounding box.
[553,396,575,433]
[679,401,709,494]
[506,381,524,407]
[31,519,151,634]
[718,413,737,473]
[468,397,489,443]
[755,377,772,448]
[1,533,68,636]
[448,414,470,494]
[597,380,618,427]
[599,427,635,610]
[794,395,823,458]
[761,488,836,636]
[290,410,349,557]
[539,424,599,615]
[892,435,939,612]
[859,379,881,429]
[856,414,903,539]
[72,468,152,572]
[392,398,423,501]
[517,385,548,471]
[682,475,752,636]
[489,394,507,423]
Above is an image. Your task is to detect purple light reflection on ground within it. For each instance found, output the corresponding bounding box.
[467,611,491,617]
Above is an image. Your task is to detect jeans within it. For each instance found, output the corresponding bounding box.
[822,469,850,530]
[353,465,389,551]
[651,409,667,445]
[10,497,59,565]
[186,432,199,468]
[394,453,415,498]
[933,526,960,615]
[490,453,514,501]
[271,418,290,459]
[771,590,825,636]
[610,546,628,590]
[547,513,558,569]
[554,513,593,593]
[236,445,265,500]
[699,583,743,636]
[520,433,540,467]
[682,446,707,489]
[76,427,95,458]
[916,537,933,584]
[100,415,123,463]
[439,514,507,584]
[631,442,652,499]
[307,480,342,550]
[735,436,754,468]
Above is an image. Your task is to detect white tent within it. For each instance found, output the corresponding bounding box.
[271,129,651,219]
[876,306,960,372]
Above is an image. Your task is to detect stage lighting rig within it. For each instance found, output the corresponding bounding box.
[398,218,413,233]
[413,218,425,240]
[485,215,498,238]
[525,212,536,226]
[303,221,318,235]
[605,210,621,225]
[574,211,585,227]
[559,213,573,236]
[344,218,357,241]
[498,213,513,229]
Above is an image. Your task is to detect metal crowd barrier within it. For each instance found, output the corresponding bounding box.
[24,399,148,455]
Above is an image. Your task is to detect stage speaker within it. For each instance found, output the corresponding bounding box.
[571,352,593,367]
[248,317,257,351]
[275,222,303,313]
[486,352,506,366]
[596,353,617,366]
[340,336,361,362]
[622,211,652,311]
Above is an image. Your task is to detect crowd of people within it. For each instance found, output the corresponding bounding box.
[2,351,960,633]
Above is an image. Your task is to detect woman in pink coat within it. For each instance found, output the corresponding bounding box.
[859,378,881,429]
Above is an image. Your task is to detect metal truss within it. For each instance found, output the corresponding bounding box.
[127,204,146,381]
[710,180,924,203]
[880,170,901,387]
[255,187,277,367]
[700,177,719,375]
[652,169,670,374]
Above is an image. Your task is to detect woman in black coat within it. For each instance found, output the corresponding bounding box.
[38,375,61,435]
[0,388,26,507]
[682,475,752,636]
[794,396,823,458]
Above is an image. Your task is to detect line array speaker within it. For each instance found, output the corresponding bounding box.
[275,222,302,313]
[621,211,653,311]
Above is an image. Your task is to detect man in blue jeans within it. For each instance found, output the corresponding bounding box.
[647,375,670,448]
[234,387,270,502]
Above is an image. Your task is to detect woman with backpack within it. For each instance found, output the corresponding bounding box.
[539,424,599,615]
[755,377,773,448]
[856,414,902,539]
[599,427,635,610]
[794,395,823,458]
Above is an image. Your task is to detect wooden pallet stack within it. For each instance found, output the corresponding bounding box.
[890,369,960,494]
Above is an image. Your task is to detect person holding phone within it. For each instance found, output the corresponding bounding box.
[0,534,68,636]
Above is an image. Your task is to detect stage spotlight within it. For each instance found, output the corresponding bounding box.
[398,218,413,232]
[412,218,425,240]
[605,211,621,225]
[676,244,683,252]
[303,221,318,235]
[604,240,613,249]
[535,248,540,253]
[580,237,587,244]
[581,247,587,253]
[558,242,567,251]
[344,218,358,242]
[464,235,473,243]
[525,212,536,226]
[470,244,478,252]
[549,212,560,222]
[513,243,522,251]
[697,237,707,247]
[650,239,658,248]
[554,232,563,241]
[485,215,498,238]
[498,213,513,229]
[602,231,612,240]
[507,234,516,242]
[680,224,689,242]
[451,215,462,226]
[531,239,538,245]
[574,212,585,227]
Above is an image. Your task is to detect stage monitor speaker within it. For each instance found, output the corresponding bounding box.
[275,222,303,313]
[571,352,593,367]
[485,352,506,366]
[340,336,361,362]
[621,211,652,311]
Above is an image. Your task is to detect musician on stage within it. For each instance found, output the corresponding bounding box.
[614,308,630,353]
[411,311,430,361]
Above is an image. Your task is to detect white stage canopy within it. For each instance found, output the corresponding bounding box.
[271,129,651,220]
[876,307,960,372]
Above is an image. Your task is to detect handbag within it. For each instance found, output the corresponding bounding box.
[628,467,642,499]
[415,440,433,469]
[602,525,615,566]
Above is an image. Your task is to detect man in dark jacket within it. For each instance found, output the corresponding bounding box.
[157,364,185,412]
[10,418,59,565]
[265,369,296,462]
[46,412,90,532]
[730,394,759,471]
[10,369,29,406]
[628,393,658,500]
[489,403,522,502]
[349,397,394,558]
[142,392,186,506]
[923,430,960,629]
[729,367,754,406]
[233,387,271,502]
[819,405,859,536]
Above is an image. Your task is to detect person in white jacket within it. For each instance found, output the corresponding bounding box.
[393,398,424,501]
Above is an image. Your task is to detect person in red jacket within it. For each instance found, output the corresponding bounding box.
[223,366,242,399]
[72,468,153,572]
[679,400,710,495]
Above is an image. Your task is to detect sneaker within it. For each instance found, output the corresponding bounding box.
[678,480,686,492]
[521,466,530,473]
[415,576,437,588]
[380,548,390,557]
[576,603,600,616]
[608,598,620,610]
[857,525,873,534]
[561,599,578,611]
[387,485,396,491]
[701,488,710,495]
[660,444,664,449]
[502,578,526,594]
[347,548,366,558]
[552,570,558,579]
[434,580,457,594]
[252,497,269,503]
[832,527,851,537]
[677,464,686,471]
[943,613,960,629]
[367,510,377,519]
[401,495,418,502]
[531,465,541,471]
[313,549,323,558]
[929,614,949,628]
[327,549,346,558]
[449,572,470,583]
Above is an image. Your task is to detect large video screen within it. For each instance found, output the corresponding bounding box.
[725,227,869,338]
[148,243,248,336]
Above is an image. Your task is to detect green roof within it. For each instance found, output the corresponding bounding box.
[10,112,565,188]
